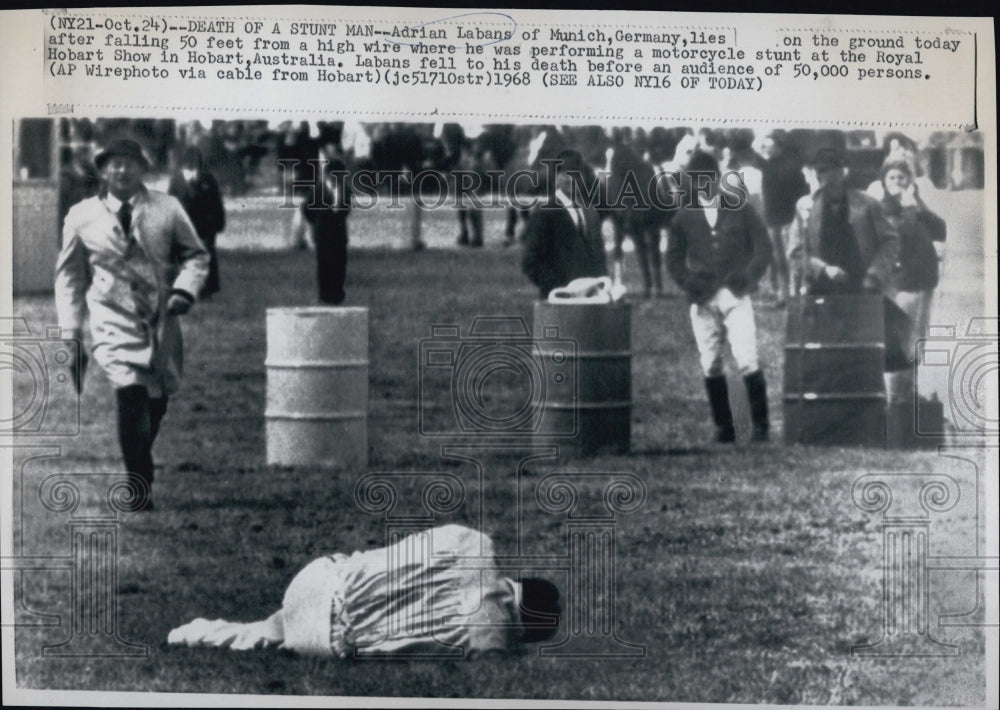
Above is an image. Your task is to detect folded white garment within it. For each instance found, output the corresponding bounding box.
[547,277,626,304]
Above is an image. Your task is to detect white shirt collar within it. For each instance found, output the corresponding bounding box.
[699,196,719,228]
[555,189,584,231]
[104,192,138,213]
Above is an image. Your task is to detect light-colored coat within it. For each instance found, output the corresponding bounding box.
[168,524,519,657]
[55,187,209,397]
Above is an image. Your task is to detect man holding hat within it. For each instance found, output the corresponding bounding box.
[55,138,209,512]
[787,146,899,297]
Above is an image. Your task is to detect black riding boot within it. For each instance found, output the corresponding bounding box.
[705,375,735,443]
[744,370,770,442]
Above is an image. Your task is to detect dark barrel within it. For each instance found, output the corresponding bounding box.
[533,301,631,455]
[784,295,887,446]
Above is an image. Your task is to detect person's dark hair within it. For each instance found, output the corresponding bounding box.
[880,158,914,185]
[686,149,720,176]
[519,577,561,643]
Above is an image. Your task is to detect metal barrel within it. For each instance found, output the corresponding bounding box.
[533,301,631,455]
[265,307,368,468]
[783,294,887,446]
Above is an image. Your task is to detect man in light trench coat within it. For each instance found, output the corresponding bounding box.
[55,139,209,512]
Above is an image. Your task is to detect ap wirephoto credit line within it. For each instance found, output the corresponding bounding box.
[1,6,996,709]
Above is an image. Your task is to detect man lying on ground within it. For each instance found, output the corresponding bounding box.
[169,524,561,658]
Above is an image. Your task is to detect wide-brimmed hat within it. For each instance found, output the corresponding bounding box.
[811,147,845,171]
[94,139,150,171]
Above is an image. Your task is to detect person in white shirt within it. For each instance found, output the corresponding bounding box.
[168,525,562,658]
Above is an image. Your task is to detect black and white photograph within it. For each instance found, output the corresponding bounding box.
[2,6,996,708]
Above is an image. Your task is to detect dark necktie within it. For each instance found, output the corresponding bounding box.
[118,202,132,237]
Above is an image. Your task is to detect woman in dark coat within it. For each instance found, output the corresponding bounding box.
[879,159,947,403]
[168,147,226,297]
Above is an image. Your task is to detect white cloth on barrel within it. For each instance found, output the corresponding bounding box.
[168,525,521,657]
[547,276,626,304]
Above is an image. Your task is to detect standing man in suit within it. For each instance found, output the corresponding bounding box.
[506,125,568,246]
[55,139,209,512]
[787,147,899,298]
[168,146,226,298]
[301,157,353,305]
[521,149,608,298]
[666,151,773,443]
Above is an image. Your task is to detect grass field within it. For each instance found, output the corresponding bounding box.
[9,190,990,704]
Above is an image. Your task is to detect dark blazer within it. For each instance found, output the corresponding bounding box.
[880,195,946,292]
[788,188,900,297]
[522,201,607,298]
[666,200,772,304]
[168,171,225,241]
[761,153,809,228]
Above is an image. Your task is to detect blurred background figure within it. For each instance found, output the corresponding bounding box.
[788,147,898,298]
[647,128,698,265]
[169,146,226,298]
[722,142,764,216]
[866,132,922,200]
[603,127,663,298]
[505,125,568,246]
[300,157,352,305]
[58,144,101,227]
[372,122,429,251]
[279,121,319,250]
[758,131,809,306]
[428,122,483,248]
[879,158,947,403]
[455,142,490,248]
